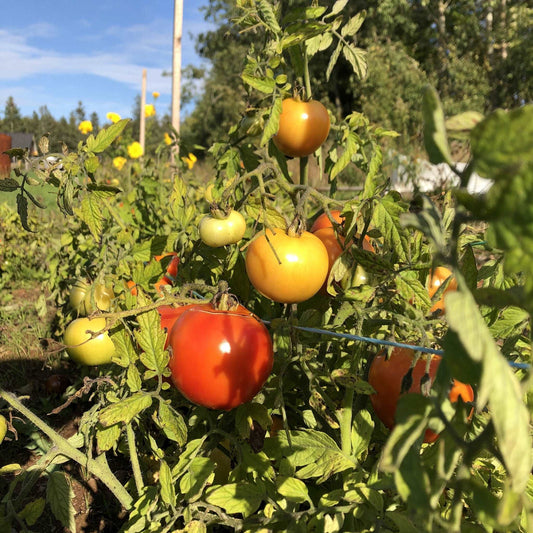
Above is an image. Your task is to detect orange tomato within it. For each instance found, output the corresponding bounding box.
[273,98,330,158]
[245,228,329,303]
[428,266,457,314]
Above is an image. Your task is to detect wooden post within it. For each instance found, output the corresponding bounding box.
[0,134,11,178]
[140,69,147,152]
[171,0,183,137]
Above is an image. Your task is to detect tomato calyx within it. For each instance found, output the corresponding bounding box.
[211,281,240,312]
[286,215,306,238]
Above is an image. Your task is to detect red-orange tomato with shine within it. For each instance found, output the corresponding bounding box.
[368,347,474,443]
[158,304,196,348]
[168,303,274,410]
[245,228,329,303]
[273,98,330,158]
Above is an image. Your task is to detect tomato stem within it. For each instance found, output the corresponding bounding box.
[0,388,133,510]
[126,422,145,496]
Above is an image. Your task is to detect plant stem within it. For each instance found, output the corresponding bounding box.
[339,388,354,456]
[0,388,133,510]
[126,422,144,496]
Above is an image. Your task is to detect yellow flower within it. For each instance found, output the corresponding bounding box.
[113,156,127,171]
[106,112,121,123]
[145,104,156,117]
[181,152,197,170]
[78,120,93,135]
[152,91,160,99]
[164,132,173,146]
[127,141,144,159]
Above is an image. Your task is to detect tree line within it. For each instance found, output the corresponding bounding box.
[1,0,531,157]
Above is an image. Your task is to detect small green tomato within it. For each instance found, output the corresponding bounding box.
[199,210,246,247]
[63,317,115,365]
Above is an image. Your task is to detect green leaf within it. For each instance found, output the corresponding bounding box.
[244,196,287,229]
[172,438,207,478]
[111,326,138,367]
[18,497,45,526]
[329,0,350,17]
[78,193,103,241]
[16,193,33,232]
[422,85,452,165]
[351,409,375,461]
[86,118,129,153]
[265,430,356,483]
[99,393,152,427]
[445,111,484,139]
[235,402,272,439]
[261,96,282,146]
[445,291,532,493]
[471,105,533,180]
[127,364,142,392]
[257,0,281,34]
[282,6,326,24]
[341,12,365,37]
[326,40,343,81]
[135,309,168,373]
[46,471,75,532]
[330,131,358,180]
[84,154,99,173]
[276,476,309,503]
[96,423,122,452]
[157,401,187,445]
[179,456,215,502]
[394,448,431,509]
[396,272,431,310]
[205,482,263,517]
[241,73,276,94]
[159,459,176,506]
[0,177,19,191]
[372,193,410,262]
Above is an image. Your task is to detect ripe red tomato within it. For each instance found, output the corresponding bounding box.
[63,317,115,366]
[428,266,457,314]
[368,347,474,443]
[199,210,246,247]
[245,228,329,303]
[158,304,195,348]
[272,98,330,158]
[168,303,273,410]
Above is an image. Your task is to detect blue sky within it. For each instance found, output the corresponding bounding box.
[0,0,213,123]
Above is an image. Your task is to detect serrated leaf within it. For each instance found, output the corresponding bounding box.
[241,73,276,94]
[135,309,168,373]
[326,40,343,81]
[422,85,452,165]
[341,12,365,37]
[79,193,103,240]
[86,118,129,153]
[18,497,46,526]
[261,96,282,146]
[0,177,19,191]
[258,0,280,34]
[488,307,529,339]
[46,471,75,532]
[372,193,410,262]
[351,409,375,460]
[157,401,187,445]
[96,423,122,452]
[396,272,431,310]
[84,154,99,173]
[99,393,152,427]
[159,459,176,506]
[205,482,263,517]
[265,430,356,483]
[282,6,326,24]
[471,105,533,180]
[127,364,142,392]
[111,327,138,367]
[172,438,207,478]
[445,291,532,493]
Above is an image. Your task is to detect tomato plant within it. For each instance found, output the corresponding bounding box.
[168,302,273,410]
[199,209,246,247]
[273,98,330,157]
[69,280,114,315]
[368,347,474,443]
[0,415,7,444]
[63,316,115,365]
[245,227,329,303]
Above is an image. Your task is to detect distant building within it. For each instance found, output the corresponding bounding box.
[1,133,39,158]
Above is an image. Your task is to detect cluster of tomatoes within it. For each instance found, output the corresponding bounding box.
[61,96,472,443]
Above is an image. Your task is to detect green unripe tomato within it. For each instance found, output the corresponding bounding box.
[69,281,114,315]
[63,317,115,365]
[0,415,7,444]
[199,210,246,247]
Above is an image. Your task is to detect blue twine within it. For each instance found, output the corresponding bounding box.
[262,321,530,371]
